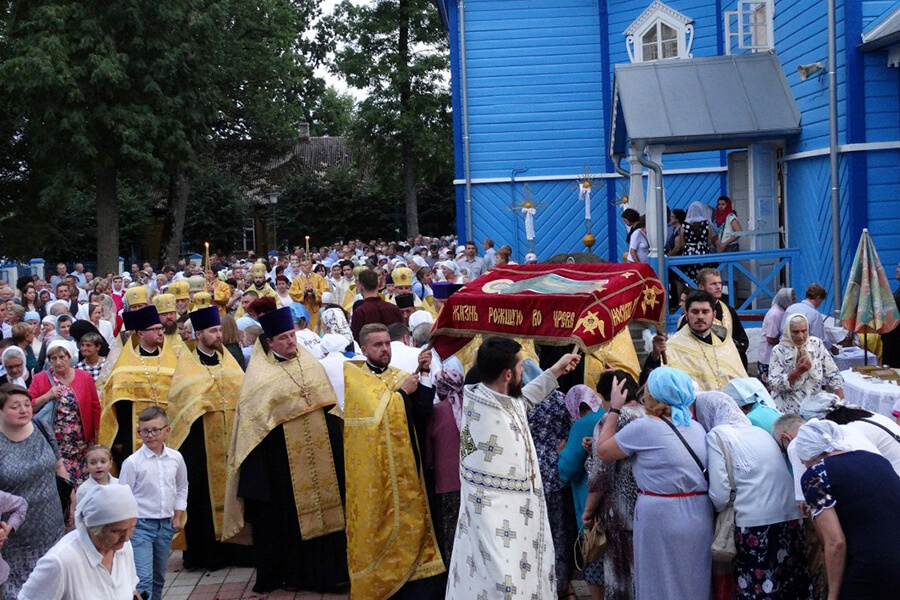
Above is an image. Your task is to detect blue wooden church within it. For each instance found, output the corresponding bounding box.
[436,0,900,316]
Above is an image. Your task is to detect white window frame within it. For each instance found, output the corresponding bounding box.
[725,0,775,54]
[242,217,256,252]
[625,1,694,63]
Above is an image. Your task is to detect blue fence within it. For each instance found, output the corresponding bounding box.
[665,248,800,329]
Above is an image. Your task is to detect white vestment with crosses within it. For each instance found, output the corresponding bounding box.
[446,370,559,600]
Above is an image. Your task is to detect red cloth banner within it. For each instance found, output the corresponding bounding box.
[431,263,665,359]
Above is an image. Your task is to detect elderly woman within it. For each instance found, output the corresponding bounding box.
[796,420,900,600]
[769,313,844,414]
[29,340,101,485]
[595,367,713,600]
[0,347,33,389]
[19,484,140,600]
[0,384,67,600]
[582,371,643,600]
[758,288,796,382]
[695,391,811,599]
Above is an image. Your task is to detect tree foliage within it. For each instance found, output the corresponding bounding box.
[327,0,453,236]
[0,0,325,270]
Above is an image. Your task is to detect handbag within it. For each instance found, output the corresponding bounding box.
[32,415,73,519]
[574,516,607,570]
[710,433,737,563]
[32,370,58,433]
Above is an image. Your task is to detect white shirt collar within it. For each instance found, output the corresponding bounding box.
[77,528,104,568]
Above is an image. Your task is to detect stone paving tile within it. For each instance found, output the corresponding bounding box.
[163,551,593,599]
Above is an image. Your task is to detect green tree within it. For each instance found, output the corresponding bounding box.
[182,167,247,254]
[328,0,453,237]
[309,86,356,137]
[0,0,324,272]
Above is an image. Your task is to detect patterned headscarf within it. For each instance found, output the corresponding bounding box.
[436,368,465,431]
[694,391,758,473]
[773,287,796,310]
[321,307,352,344]
[563,384,602,421]
[780,312,810,362]
[647,367,696,426]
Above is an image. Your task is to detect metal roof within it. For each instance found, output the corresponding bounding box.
[860,3,900,51]
[609,52,801,156]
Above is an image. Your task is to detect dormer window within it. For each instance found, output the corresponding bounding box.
[625,1,694,63]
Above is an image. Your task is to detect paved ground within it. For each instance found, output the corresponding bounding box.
[161,551,593,599]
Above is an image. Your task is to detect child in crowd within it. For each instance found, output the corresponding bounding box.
[75,332,106,381]
[75,444,117,502]
[241,325,262,364]
[119,406,188,600]
[0,489,28,600]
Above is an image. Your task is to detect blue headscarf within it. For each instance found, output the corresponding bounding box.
[289,302,311,327]
[647,367,696,426]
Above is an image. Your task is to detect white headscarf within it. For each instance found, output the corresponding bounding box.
[685,201,711,224]
[46,339,77,361]
[794,419,851,462]
[773,287,796,311]
[408,310,434,330]
[321,333,350,356]
[1,346,28,387]
[695,391,758,473]
[75,484,138,529]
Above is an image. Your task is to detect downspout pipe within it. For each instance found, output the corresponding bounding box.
[636,146,667,301]
[827,0,842,314]
[611,153,630,179]
[459,0,474,240]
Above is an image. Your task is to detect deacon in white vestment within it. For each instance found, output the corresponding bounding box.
[446,337,580,599]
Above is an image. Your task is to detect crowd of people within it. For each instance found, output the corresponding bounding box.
[0,233,899,600]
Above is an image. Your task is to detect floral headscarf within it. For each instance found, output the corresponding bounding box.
[436,368,465,431]
[695,391,758,473]
[563,384,602,421]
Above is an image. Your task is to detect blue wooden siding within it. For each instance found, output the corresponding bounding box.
[469,180,610,261]
[463,0,606,179]
[863,1,900,28]
[785,155,854,313]
[866,150,900,273]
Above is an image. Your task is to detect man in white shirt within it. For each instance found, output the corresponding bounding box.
[456,241,486,279]
[387,322,422,375]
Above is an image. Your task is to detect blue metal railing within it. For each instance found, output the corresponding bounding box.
[664,247,800,329]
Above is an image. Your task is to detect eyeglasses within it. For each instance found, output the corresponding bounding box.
[138,426,168,437]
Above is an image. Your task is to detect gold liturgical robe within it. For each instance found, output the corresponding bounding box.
[585,327,641,390]
[222,342,344,544]
[212,281,233,315]
[342,361,444,600]
[289,272,329,333]
[167,348,244,539]
[99,338,178,451]
[665,326,748,391]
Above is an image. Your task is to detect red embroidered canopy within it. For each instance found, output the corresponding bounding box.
[430,263,665,359]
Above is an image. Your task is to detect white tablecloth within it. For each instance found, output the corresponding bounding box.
[832,347,880,372]
[841,369,900,417]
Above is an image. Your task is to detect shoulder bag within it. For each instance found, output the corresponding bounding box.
[32,370,58,433]
[660,417,709,483]
[574,517,607,570]
[860,418,900,444]
[710,433,737,562]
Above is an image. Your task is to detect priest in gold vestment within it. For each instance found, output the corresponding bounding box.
[168,306,251,570]
[99,305,178,465]
[288,258,329,333]
[153,293,188,358]
[641,290,747,391]
[343,323,445,600]
[222,305,348,594]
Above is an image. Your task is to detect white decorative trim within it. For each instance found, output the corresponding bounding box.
[782,140,900,161]
[624,1,692,35]
[624,2,695,63]
[452,165,727,186]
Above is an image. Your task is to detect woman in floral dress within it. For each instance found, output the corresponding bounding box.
[769,314,844,414]
[584,370,644,600]
[28,340,100,486]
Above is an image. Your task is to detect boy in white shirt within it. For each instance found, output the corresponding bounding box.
[119,406,188,600]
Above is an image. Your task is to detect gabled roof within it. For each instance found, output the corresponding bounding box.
[609,52,801,156]
[860,2,900,51]
[624,1,693,36]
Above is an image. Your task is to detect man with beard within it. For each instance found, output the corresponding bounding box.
[447,337,580,600]
[343,323,445,599]
[100,305,178,464]
[153,293,187,356]
[288,258,329,333]
[167,306,251,570]
[169,281,191,316]
[222,305,347,594]
[641,290,747,390]
[677,268,749,368]
[249,262,277,301]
